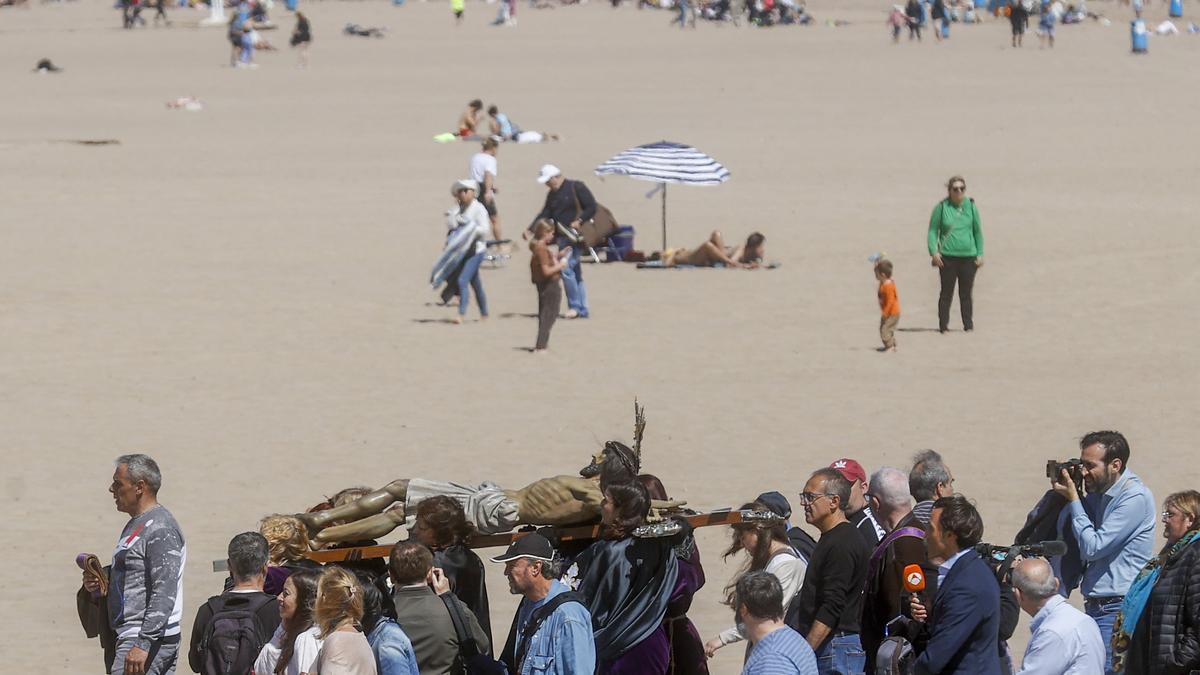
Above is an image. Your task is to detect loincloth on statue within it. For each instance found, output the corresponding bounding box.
[405,479,521,534]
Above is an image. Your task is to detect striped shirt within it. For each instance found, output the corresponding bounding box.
[742,627,818,675]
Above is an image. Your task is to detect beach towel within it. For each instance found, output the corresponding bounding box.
[431,224,480,289]
[636,261,781,269]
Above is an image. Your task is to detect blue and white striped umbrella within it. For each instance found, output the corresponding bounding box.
[595,141,731,186]
[595,141,731,248]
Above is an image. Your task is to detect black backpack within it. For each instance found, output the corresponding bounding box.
[199,593,275,675]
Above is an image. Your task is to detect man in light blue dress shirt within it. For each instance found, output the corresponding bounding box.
[1051,430,1155,674]
[492,534,595,675]
[1013,557,1105,674]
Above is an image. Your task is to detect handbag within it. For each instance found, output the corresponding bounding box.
[570,181,620,248]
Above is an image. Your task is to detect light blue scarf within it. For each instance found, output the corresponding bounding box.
[1111,529,1200,673]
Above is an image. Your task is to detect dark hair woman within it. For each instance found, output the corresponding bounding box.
[355,571,419,675]
[254,567,322,675]
[566,480,689,674]
[704,501,807,660]
[928,174,984,333]
[410,496,492,647]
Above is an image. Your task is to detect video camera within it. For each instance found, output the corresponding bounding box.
[1046,458,1085,493]
[974,540,1069,582]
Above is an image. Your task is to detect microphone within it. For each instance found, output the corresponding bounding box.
[902,564,926,593]
[902,563,927,622]
[1031,540,1068,557]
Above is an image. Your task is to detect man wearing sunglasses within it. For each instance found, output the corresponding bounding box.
[792,468,871,674]
[927,175,985,333]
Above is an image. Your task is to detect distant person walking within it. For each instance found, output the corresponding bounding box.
[290,12,311,68]
[905,0,923,39]
[1038,1,1056,47]
[447,179,491,324]
[1009,0,1029,46]
[152,0,170,27]
[927,175,983,333]
[451,0,465,25]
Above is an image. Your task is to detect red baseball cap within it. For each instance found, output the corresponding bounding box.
[830,458,867,483]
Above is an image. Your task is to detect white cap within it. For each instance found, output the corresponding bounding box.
[451,179,479,196]
[536,164,562,185]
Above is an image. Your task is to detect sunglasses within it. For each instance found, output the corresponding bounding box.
[950,185,966,192]
[798,492,835,506]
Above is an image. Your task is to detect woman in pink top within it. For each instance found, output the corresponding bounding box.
[312,568,378,675]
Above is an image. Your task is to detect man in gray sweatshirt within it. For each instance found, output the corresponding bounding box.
[85,454,186,675]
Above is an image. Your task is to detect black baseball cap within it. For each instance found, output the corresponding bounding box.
[490,533,555,564]
[756,491,793,520]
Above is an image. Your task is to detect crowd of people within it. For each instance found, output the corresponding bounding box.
[78,429,1196,675]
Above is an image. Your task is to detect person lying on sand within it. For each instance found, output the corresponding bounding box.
[658,231,766,268]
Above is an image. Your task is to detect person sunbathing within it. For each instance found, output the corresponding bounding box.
[662,231,765,268]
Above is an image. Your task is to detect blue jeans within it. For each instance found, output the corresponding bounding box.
[559,247,588,316]
[815,633,865,675]
[1086,598,1121,674]
[457,250,488,317]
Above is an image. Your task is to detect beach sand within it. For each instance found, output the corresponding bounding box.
[1,0,1197,670]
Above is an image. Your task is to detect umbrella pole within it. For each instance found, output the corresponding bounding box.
[661,184,667,250]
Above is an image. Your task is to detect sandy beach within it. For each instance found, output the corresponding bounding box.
[2,0,1198,670]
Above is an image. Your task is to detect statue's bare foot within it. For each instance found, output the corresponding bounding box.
[296,511,325,535]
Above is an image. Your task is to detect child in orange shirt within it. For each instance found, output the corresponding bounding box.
[875,259,900,352]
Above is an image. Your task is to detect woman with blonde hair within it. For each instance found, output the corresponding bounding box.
[312,567,377,674]
[1113,490,1200,673]
[255,568,323,675]
[260,514,320,595]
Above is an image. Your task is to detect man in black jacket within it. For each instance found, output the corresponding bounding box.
[188,532,280,674]
[794,467,871,673]
[531,164,595,319]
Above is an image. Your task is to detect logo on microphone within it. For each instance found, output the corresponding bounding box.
[906,571,923,587]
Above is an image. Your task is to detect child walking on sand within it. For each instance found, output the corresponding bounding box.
[875,258,900,352]
[530,219,570,352]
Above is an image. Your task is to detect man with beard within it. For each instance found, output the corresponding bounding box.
[492,534,595,674]
[298,441,648,543]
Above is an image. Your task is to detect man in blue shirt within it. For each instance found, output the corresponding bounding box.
[493,534,595,675]
[1051,430,1155,673]
[738,571,818,675]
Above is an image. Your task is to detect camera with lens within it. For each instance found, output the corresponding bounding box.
[1046,458,1085,493]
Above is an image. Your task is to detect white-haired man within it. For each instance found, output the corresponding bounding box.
[83,454,187,675]
[861,466,929,672]
[1013,557,1105,674]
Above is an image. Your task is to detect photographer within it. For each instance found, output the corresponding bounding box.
[1051,430,1155,672]
[909,495,1000,675]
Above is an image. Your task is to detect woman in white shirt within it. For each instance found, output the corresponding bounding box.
[704,501,808,660]
[255,569,324,675]
[446,179,492,324]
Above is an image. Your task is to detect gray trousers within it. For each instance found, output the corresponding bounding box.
[111,638,179,675]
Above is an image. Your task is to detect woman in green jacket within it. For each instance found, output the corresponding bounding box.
[928,175,984,332]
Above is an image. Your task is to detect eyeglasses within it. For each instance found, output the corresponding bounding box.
[950,185,966,192]
[798,492,835,506]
